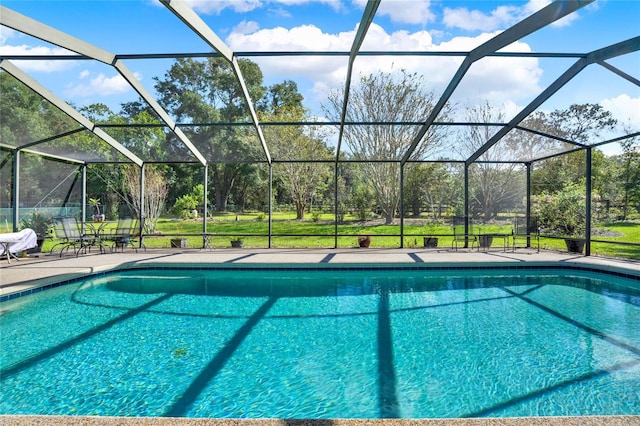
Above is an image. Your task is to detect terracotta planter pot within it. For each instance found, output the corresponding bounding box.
[358,236,371,248]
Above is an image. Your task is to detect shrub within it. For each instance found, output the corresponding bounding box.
[535,183,586,236]
[173,194,198,218]
[20,211,52,237]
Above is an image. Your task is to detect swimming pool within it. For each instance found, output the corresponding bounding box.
[1,264,639,418]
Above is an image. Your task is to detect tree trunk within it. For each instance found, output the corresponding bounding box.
[296,201,306,220]
[411,198,420,217]
[384,210,394,225]
[212,164,239,212]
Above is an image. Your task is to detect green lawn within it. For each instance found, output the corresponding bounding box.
[40,215,639,260]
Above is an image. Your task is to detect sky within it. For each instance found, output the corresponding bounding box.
[1,0,639,150]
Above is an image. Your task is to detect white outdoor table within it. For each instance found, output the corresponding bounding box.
[0,237,22,264]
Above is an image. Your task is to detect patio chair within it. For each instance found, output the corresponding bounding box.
[51,216,101,257]
[452,217,477,251]
[105,217,145,252]
[512,216,540,253]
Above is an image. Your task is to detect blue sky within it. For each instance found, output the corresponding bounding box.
[1,0,638,144]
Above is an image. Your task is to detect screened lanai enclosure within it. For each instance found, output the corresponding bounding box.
[1,0,639,258]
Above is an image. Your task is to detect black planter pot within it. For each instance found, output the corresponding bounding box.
[26,237,45,254]
[171,238,187,248]
[479,235,493,248]
[423,237,438,248]
[564,238,586,253]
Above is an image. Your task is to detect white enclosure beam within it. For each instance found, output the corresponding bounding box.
[467,36,640,165]
[598,61,640,87]
[161,0,271,163]
[231,57,271,163]
[1,6,207,166]
[335,0,380,162]
[401,0,594,165]
[0,6,115,64]
[113,60,207,165]
[1,59,144,166]
[159,0,233,62]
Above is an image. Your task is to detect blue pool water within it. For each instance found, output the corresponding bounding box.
[1,265,639,418]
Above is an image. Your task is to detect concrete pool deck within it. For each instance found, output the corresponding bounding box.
[1,247,639,425]
[2,247,639,297]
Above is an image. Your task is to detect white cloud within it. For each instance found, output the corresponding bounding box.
[184,0,262,14]
[443,0,582,32]
[267,7,293,19]
[535,0,592,28]
[227,22,544,116]
[359,23,433,50]
[443,5,523,32]
[65,72,140,98]
[0,44,78,72]
[228,23,353,51]
[162,0,345,14]
[352,0,436,25]
[375,0,436,25]
[602,94,640,131]
[276,0,343,11]
[233,20,261,35]
[0,26,18,44]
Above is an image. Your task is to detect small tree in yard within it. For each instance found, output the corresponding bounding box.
[535,183,586,237]
[173,184,205,219]
[262,107,333,220]
[123,165,168,234]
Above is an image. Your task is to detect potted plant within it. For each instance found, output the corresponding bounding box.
[230,237,244,248]
[20,210,52,253]
[358,235,371,248]
[89,197,105,222]
[536,183,586,253]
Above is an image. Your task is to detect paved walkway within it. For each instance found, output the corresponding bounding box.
[2,247,639,298]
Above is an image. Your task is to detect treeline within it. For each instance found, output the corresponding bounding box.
[1,59,638,230]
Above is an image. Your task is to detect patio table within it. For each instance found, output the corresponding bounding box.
[0,237,22,263]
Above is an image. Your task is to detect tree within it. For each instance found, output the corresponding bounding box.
[549,103,617,143]
[263,114,333,219]
[531,104,617,193]
[535,182,586,237]
[154,57,266,212]
[619,128,640,218]
[123,165,168,234]
[173,184,204,218]
[260,80,333,219]
[269,125,333,219]
[455,103,523,222]
[405,163,461,219]
[324,70,448,224]
[509,111,568,161]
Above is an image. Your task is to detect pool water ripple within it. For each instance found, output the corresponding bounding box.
[1,267,639,418]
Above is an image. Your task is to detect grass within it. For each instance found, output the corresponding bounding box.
[39,214,639,260]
